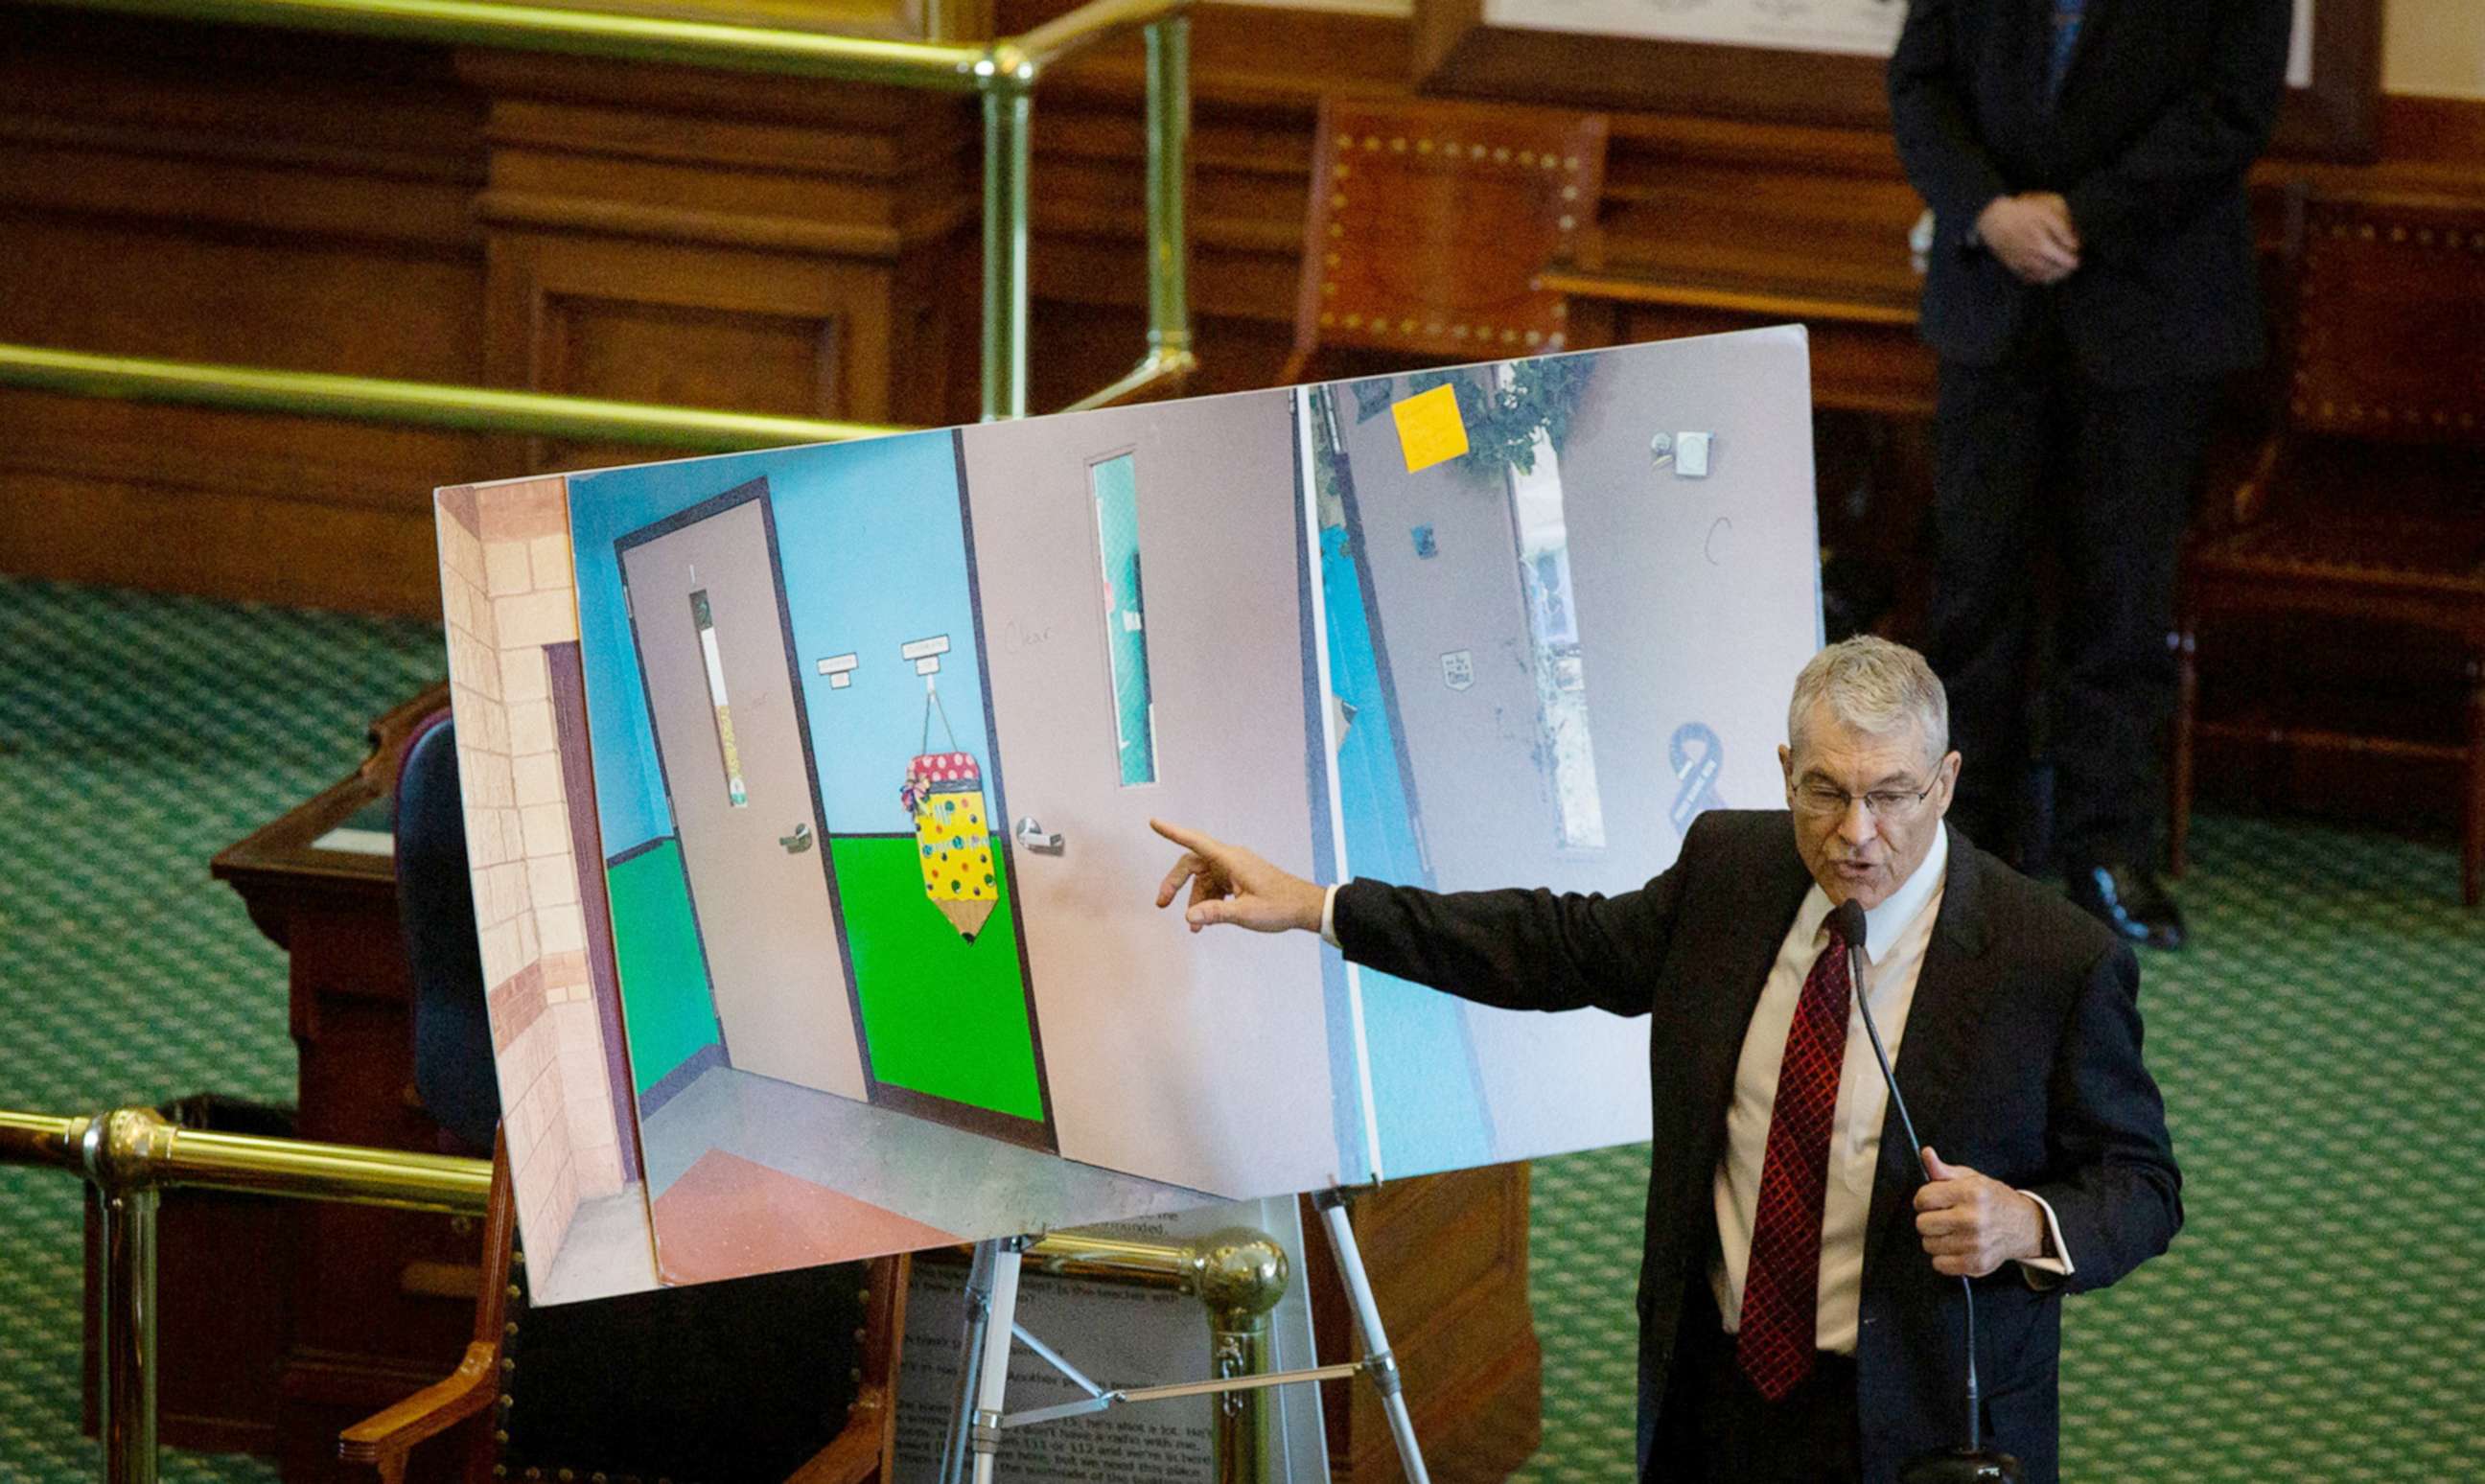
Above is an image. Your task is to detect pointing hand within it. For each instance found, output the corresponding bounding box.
[1150,819,1328,936]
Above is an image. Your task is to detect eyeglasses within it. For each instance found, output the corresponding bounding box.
[1791,777,1938,822]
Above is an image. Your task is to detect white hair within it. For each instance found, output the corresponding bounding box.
[1787,636,1950,762]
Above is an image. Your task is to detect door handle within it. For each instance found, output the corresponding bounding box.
[1015,818,1064,854]
[779,823,813,854]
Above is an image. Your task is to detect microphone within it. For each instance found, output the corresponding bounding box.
[1826,899,2020,1484]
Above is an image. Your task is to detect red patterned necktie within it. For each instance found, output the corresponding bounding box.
[1735,918,1855,1402]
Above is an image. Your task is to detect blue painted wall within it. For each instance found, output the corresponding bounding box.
[778,433,991,836]
[569,429,994,857]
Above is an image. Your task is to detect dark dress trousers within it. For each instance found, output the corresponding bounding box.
[1332,810,2182,1484]
[1888,0,2292,861]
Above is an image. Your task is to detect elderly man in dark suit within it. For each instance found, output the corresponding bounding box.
[1890,0,2294,948]
[1152,636,2180,1484]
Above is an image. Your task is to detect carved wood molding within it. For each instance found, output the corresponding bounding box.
[474,190,977,259]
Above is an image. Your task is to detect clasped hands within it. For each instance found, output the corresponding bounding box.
[1975,192,2081,285]
[1150,820,2050,1281]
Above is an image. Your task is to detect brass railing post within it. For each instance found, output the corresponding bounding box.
[1193,1229,1285,1484]
[1019,1225,1289,1484]
[1057,12,1196,415]
[1143,14,1192,366]
[92,1183,160,1484]
[980,71,1034,421]
[6,1104,494,1484]
[81,1110,174,1484]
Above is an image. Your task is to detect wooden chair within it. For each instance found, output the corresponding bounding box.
[340,1131,909,1484]
[1282,95,1608,385]
[353,718,907,1482]
[2172,191,2485,903]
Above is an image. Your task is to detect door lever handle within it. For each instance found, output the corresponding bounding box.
[779,823,814,854]
[1015,818,1064,854]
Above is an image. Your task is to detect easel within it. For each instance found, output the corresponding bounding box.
[938,1187,1431,1484]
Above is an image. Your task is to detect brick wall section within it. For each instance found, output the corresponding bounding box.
[436,476,627,1275]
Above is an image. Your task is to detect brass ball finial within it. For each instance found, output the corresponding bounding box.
[1189,1228,1289,1318]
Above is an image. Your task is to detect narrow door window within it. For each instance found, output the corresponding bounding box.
[1089,453,1158,785]
[689,590,749,807]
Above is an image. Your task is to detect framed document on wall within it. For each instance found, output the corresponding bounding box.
[1412,0,2383,161]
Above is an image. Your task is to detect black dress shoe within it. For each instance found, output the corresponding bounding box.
[2065,861,2187,951]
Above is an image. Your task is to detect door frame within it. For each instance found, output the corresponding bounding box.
[908,428,1057,1150]
[615,475,879,1107]
[615,469,1061,1153]
[546,638,646,1184]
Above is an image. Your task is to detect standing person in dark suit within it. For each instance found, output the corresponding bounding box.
[1889,0,2295,949]
[1150,637,2179,1484]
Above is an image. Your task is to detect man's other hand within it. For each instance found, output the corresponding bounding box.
[1975,193,2081,285]
[1150,819,1327,935]
[1913,1147,2045,1277]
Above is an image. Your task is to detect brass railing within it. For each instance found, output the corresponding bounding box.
[5,0,1196,429]
[0,1104,1286,1484]
[0,345,913,452]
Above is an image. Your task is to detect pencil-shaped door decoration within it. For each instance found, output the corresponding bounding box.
[901,667,998,942]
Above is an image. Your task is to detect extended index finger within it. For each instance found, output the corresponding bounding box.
[1150,817,1219,857]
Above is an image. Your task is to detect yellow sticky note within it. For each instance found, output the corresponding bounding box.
[1391,383,1470,474]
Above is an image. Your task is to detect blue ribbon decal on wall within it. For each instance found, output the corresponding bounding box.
[1668,721,1726,833]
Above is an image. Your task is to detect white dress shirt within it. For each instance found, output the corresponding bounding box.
[1316,828,2072,1361]
[1707,826,2071,1355]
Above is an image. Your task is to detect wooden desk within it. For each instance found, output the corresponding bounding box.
[211,683,484,1484]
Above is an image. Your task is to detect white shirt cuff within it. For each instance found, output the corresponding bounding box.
[1320,883,1341,947]
[2015,1189,2075,1286]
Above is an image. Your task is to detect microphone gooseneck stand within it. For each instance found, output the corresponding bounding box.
[1826,900,2020,1484]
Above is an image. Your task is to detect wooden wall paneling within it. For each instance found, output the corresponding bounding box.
[0,13,491,616]
[461,49,979,472]
[1026,83,1319,406]
[481,227,891,472]
[0,400,487,618]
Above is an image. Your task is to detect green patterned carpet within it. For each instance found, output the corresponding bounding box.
[3,573,2479,1481]
[0,576,446,1484]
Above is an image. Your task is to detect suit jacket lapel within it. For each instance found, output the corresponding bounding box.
[1860,823,1996,1294]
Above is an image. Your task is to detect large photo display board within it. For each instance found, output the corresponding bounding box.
[432,328,1821,1303]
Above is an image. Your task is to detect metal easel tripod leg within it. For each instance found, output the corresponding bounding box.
[938,1239,998,1484]
[942,1236,1027,1484]
[1313,1188,1430,1484]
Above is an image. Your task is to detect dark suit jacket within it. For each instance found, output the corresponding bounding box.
[1333,810,2181,1484]
[1889,0,2293,383]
